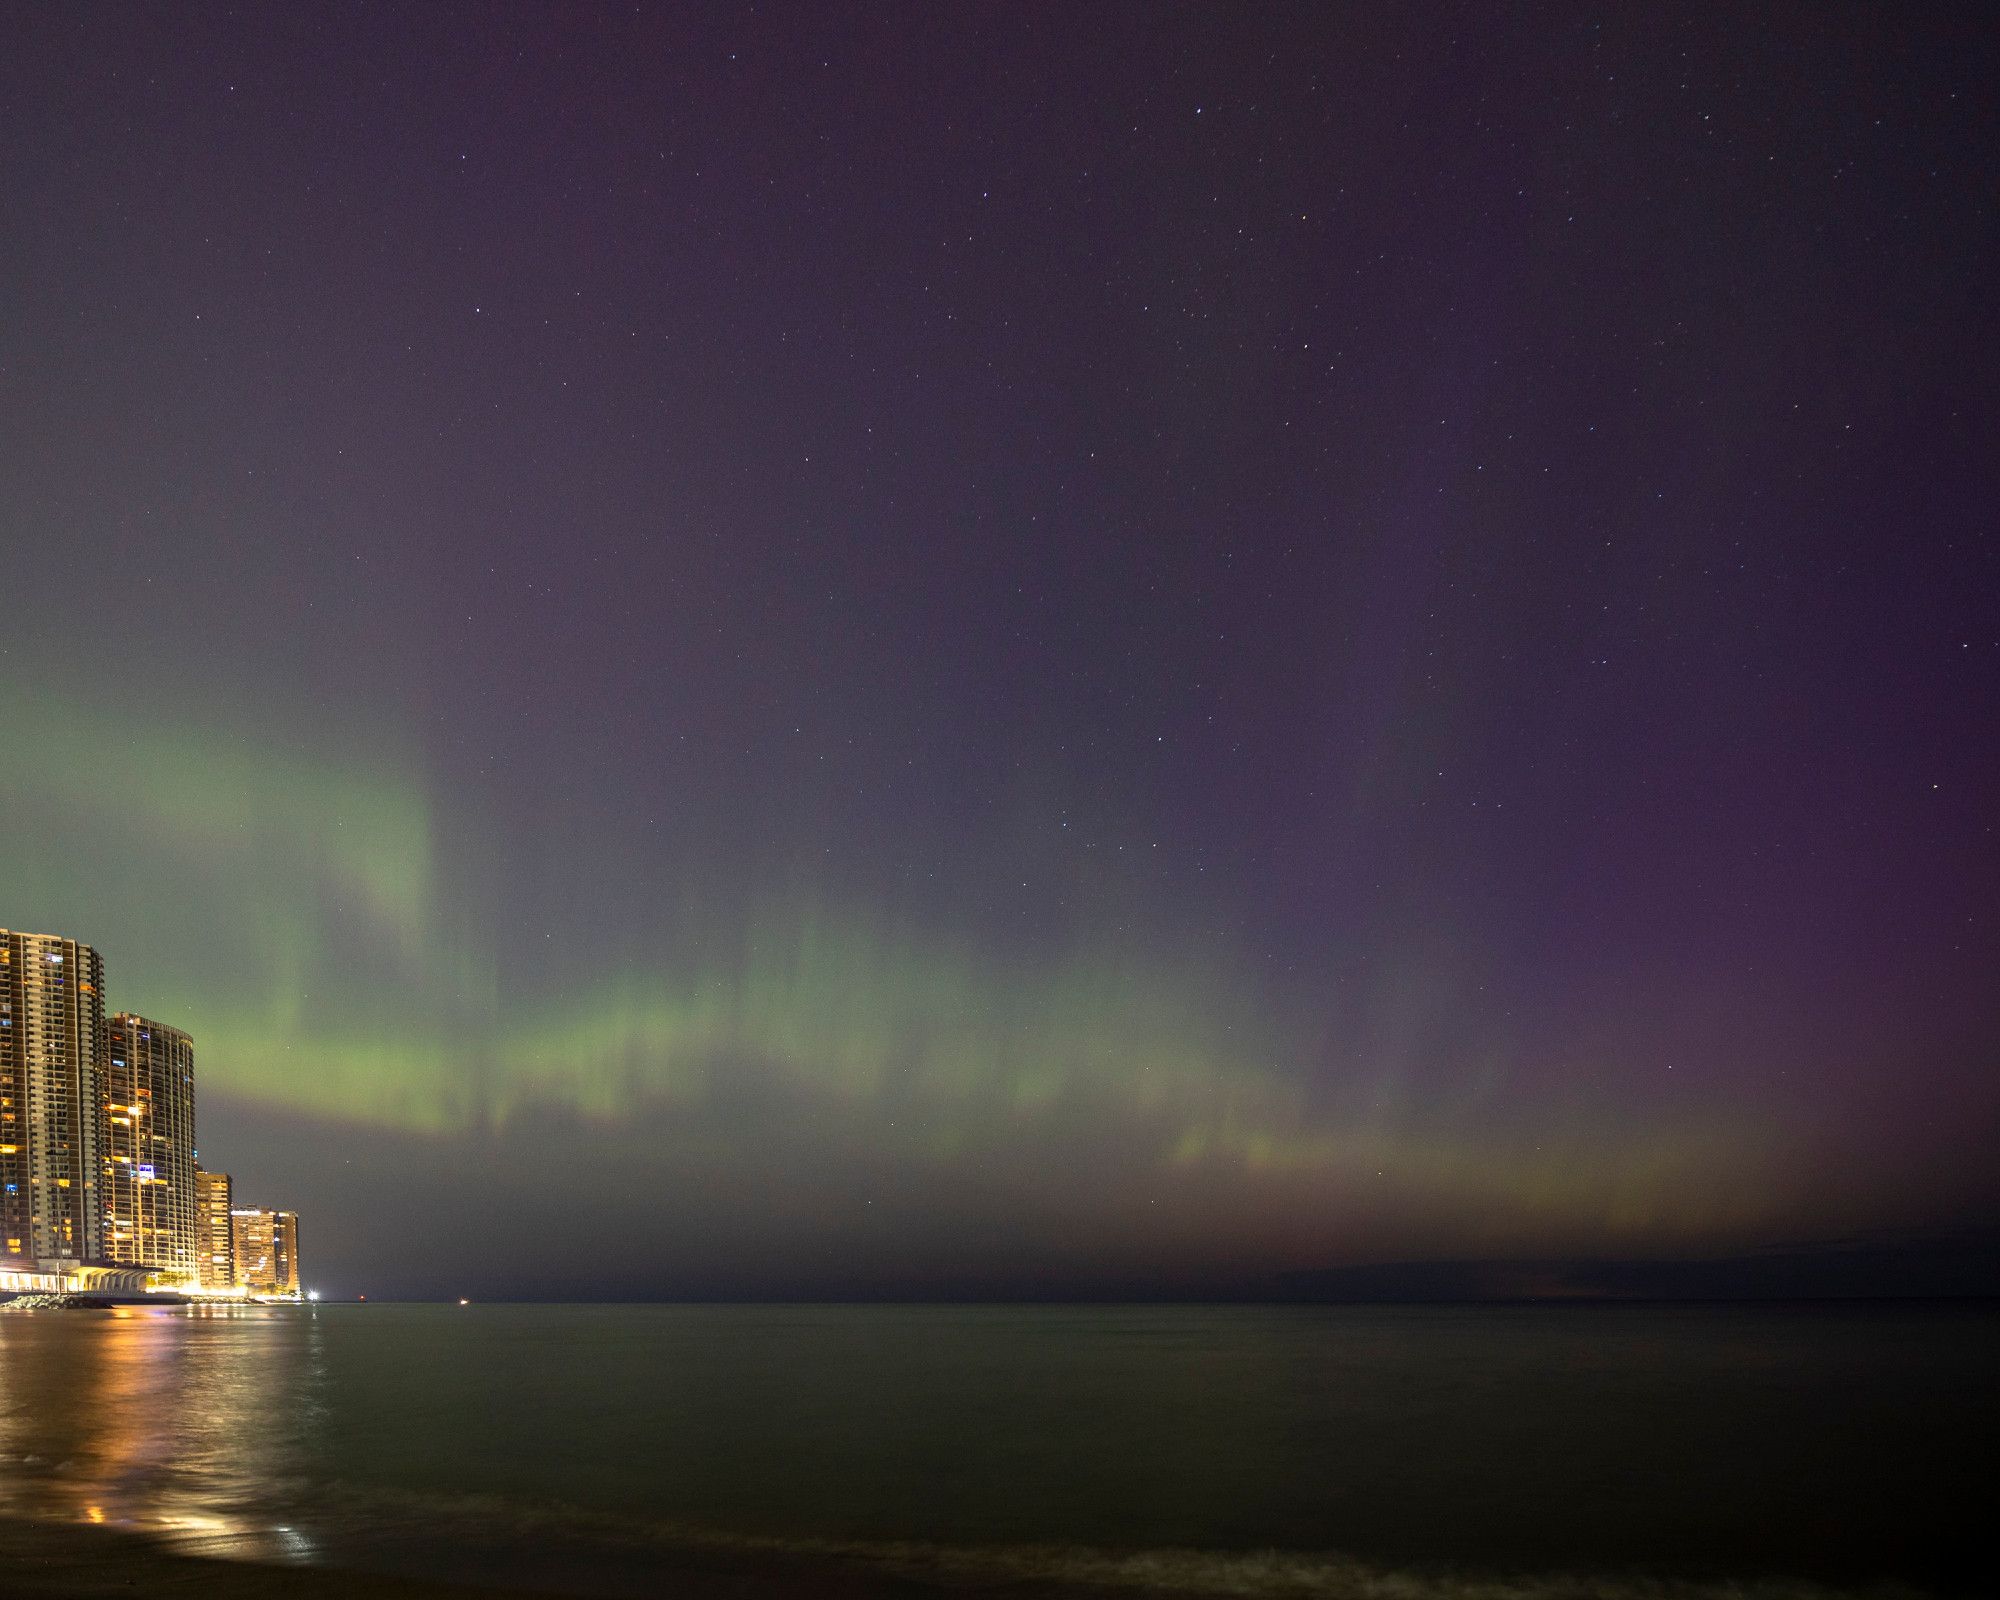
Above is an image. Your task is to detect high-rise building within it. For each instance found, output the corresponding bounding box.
[231,1207,301,1298]
[0,923,308,1299]
[100,1014,198,1280]
[195,1166,235,1291]
[0,929,106,1268]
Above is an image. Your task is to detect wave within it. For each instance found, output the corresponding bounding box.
[116,1477,1938,1600]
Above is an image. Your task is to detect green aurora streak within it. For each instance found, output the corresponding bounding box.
[1,687,1790,1252]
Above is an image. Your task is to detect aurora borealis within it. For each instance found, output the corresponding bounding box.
[2,6,1994,1298]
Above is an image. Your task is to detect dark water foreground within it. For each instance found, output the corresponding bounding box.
[0,1302,1991,1598]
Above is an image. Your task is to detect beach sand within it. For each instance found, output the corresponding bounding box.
[0,1516,1211,1600]
[0,1519,510,1599]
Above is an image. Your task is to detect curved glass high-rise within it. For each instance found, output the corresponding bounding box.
[101,1013,198,1279]
[0,929,106,1269]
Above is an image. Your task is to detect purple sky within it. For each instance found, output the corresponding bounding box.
[1,4,1994,1297]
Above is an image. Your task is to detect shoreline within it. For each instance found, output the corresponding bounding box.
[0,1516,1091,1598]
[0,1516,1294,1600]
[0,1519,511,1599]
[0,1514,1947,1600]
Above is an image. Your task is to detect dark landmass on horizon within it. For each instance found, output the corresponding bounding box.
[1278,1233,2000,1303]
[349,1231,2000,1304]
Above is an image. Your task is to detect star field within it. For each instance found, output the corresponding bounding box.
[0,3,1993,1297]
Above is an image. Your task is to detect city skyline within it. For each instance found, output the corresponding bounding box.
[1,924,303,1300]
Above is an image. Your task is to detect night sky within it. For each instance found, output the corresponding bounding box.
[2,4,1994,1299]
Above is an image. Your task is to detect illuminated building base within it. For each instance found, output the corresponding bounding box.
[1,1264,157,1295]
[0,1264,302,1299]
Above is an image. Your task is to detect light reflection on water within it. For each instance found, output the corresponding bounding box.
[0,1303,322,1562]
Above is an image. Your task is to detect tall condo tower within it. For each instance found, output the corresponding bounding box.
[194,1165,235,1290]
[0,929,106,1268]
[231,1207,301,1297]
[101,1014,198,1279]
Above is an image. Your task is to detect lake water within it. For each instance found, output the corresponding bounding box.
[0,1302,1992,1596]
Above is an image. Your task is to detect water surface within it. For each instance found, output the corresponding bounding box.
[0,1302,1991,1595]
